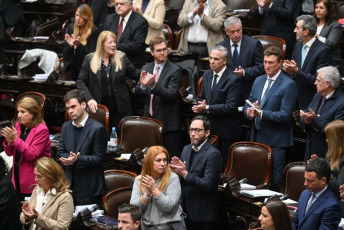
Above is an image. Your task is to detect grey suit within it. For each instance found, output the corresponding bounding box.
[318,20,342,59]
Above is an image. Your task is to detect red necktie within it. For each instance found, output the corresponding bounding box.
[317,96,326,114]
[149,65,160,116]
[117,18,124,42]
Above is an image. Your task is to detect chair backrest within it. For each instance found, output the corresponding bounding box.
[337,2,344,18]
[13,92,46,121]
[117,116,163,153]
[197,76,203,97]
[281,161,306,201]
[174,28,183,50]
[162,23,173,49]
[252,35,287,61]
[64,104,110,134]
[104,169,137,192]
[103,187,132,218]
[35,17,59,37]
[223,141,272,187]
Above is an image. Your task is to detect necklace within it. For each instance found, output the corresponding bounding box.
[154,177,161,183]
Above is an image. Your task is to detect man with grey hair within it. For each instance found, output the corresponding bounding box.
[283,15,331,109]
[300,66,344,160]
[218,16,264,105]
[192,45,242,167]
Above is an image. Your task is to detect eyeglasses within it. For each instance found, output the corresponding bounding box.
[188,128,205,133]
[155,48,168,53]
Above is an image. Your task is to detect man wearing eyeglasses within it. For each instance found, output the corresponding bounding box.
[135,37,182,157]
[170,115,222,230]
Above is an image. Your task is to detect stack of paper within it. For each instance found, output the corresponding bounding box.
[33,74,49,82]
[240,189,283,198]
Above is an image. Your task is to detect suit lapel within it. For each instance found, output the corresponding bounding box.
[301,189,329,225]
[211,69,229,102]
[189,142,209,172]
[76,118,92,153]
[120,12,136,42]
[302,40,319,70]
[260,73,283,108]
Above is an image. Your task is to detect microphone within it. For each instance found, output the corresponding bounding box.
[239,178,248,184]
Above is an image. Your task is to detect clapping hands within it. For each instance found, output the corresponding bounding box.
[22,202,38,221]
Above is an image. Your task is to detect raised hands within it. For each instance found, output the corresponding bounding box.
[59,151,80,166]
[1,126,18,145]
[169,156,188,178]
[65,34,81,48]
[22,202,38,221]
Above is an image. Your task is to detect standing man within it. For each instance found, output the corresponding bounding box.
[283,15,331,109]
[177,0,226,72]
[135,37,182,157]
[244,46,298,191]
[300,66,344,160]
[104,0,148,68]
[218,16,264,105]
[170,116,222,230]
[192,45,242,167]
[118,204,141,230]
[57,89,107,205]
[292,158,341,230]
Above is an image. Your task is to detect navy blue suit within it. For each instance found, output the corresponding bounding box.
[218,35,264,105]
[292,187,341,230]
[180,141,223,223]
[243,71,298,190]
[292,39,331,109]
[57,117,108,205]
[199,67,242,163]
[301,89,344,160]
[104,11,148,68]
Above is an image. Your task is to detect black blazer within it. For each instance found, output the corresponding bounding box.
[103,11,148,68]
[135,59,182,132]
[77,52,140,121]
[63,24,99,80]
[199,67,242,140]
[57,117,108,197]
[180,141,223,222]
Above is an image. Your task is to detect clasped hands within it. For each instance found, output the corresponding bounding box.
[65,34,81,48]
[282,60,298,75]
[1,126,17,145]
[192,100,206,113]
[141,175,157,195]
[300,108,316,124]
[59,151,80,166]
[140,70,156,88]
[193,2,206,17]
[22,202,39,221]
[246,101,262,119]
[169,156,188,178]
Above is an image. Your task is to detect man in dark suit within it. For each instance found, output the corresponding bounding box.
[244,46,298,191]
[217,16,264,105]
[300,66,344,160]
[170,116,222,230]
[292,158,341,230]
[79,0,108,28]
[135,37,182,157]
[192,45,242,167]
[283,15,331,109]
[57,89,107,205]
[104,0,148,68]
[255,0,299,59]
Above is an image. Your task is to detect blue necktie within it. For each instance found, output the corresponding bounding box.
[233,43,239,68]
[301,44,307,68]
[255,79,273,130]
[211,74,219,95]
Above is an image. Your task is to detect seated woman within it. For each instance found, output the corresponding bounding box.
[77,30,139,128]
[314,0,342,58]
[63,4,99,80]
[250,199,292,230]
[20,157,74,230]
[1,97,51,201]
[133,0,166,45]
[130,146,185,230]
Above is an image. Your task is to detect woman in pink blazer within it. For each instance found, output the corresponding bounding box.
[1,97,51,201]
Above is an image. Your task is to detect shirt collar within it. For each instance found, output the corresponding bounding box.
[213,66,227,77]
[267,70,281,81]
[230,38,242,47]
[72,114,89,128]
[154,59,167,70]
[305,36,316,48]
[192,139,208,152]
[121,10,132,23]
[325,90,335,100]
[313,185,327,198]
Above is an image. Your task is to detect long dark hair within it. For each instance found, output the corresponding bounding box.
[314,0,337,24]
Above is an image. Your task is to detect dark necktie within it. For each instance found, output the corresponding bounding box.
[317,96,326,114]
[211,74,219,95]
[255,79,273,130]
[233,43,239,68]
[117,18,124,42]
[149,65,160,116]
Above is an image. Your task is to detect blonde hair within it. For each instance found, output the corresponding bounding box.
[139,146,171,194]
[35,157,70,193]
[16,97,44,128]
[325,120,344,171]
[90,31,123,74]
[73,4,94,46]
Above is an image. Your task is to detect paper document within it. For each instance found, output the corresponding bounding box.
[240,183,256,190]
[240,189,283,198]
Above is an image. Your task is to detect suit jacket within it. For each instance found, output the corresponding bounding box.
[177,0,226,54]
[0,176,22,230]
[292,187,341,230]
[57,117,108,197]
[319,20,342,59]
[133,0,166,45]
[199,67,242,140]
[86,0,108,27]
[63,24,99,80]
[243,72,298,147]
[4,122,51,194]
[103,11,148,68]
[20,187,74,230]
[2,0,23,26]
[180,141,223,222]
[301,89,344,160]
[292,39,331,109]
[217,35,265,104]
[77,52,140,121]
[135,59,182,132]
[255,0,298,55]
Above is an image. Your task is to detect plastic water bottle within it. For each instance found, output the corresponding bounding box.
[109,127,118,150]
